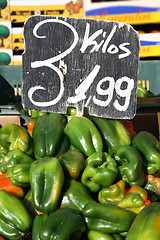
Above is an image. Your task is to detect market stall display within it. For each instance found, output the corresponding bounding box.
[0,1,160,239]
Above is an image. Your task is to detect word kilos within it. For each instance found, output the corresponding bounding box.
[28,18,134,113]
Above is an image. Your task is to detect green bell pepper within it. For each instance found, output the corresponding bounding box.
[0,189,32,240]
[115,145,145,186]
[64,116,103,157]
[7,163,31,187]
[32,113,67,159]
[126,202,160,240]
[82,202,136,234]
[0,123,33,156]
[59,149,85,179]
[54,135,70,159]
[132,131,160,174]
[0,149,33,173]
[117,192,145,209]
[30,156,64,214]
[92,117,131,155]
[81,152,118,193]
[23,189,39,219]
[0,144,8,159]
[39,207,86,240]
[31,110,47,117]
[32,213,48,240]
[98,180,126,205]
[86,230,123,240]
[137,84,155,98]
[60,178,96,212]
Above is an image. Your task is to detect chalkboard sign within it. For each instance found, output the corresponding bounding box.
[22,16,140,119]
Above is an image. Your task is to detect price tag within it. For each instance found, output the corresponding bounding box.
[22,16,140,119]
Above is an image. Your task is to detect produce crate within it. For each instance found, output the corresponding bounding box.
[0,65,22,104]
[138,60,160,96]
[137,60,160,113]
[0,65,29,126]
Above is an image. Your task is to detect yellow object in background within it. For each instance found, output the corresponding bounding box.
[9,0,85,24]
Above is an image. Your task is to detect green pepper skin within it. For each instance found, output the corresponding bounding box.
[85,151,116,166]
[0,123,33,156]
[60,179,96,212]
[0,149,34,173]
[117,192,144,209]
[126,202,160,240]
[32,213,48,240]
[81,152,118,193]
[82,202,136,234]
[31,110,47,117]
[30,156,64,214]
[115,145,145,186]
[0,144,8,159]
[87,230,123,240]
[54,135,70,159]
[132,131,160,174]
[59,149,85,179]
[98,180,126,205]
[137,84,154,98]
[32,113,66,159]
[23,189,39,219]
[0,190,32,240]
[64,116,103,157]
[7,163,31,187]
[40,208,86,240]
[92,117,131,155]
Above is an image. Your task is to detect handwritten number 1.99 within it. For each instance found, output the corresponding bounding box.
[68,64,134,111]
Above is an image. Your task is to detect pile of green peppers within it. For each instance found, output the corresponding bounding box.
[0,110,160,240]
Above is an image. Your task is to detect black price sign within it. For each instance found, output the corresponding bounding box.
[22,16,140,119]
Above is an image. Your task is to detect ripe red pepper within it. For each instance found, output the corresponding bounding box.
[119,120,137,139]
[0,173,24,198]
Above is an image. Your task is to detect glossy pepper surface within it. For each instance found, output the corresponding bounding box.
[39,207,86,240]
[82,202,136,234]
[0,189,32,240]
[86,230,123,240]
[7,163,31,187]
[117,192,145,210]
[0,149,33,173]
[0,144,8,159]
[132,131,160,174]
[60,178,96,212]
[0,123,33,156]
[0,173,24,198]
[137,84,155,98]
[32,213,48,240]
[23,189,39,219]
[98,180,126,205]
[126,202,160,240]
[115,145,145,186]
[122,185,150,214]
[81,152,118,192]
[64,116,103,157]
[32,113,67,159]
[59,149,85,179]
[92,117,131,155]
[29,156,64,214]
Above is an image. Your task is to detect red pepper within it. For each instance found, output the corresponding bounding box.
[0,173,24,198]
[119,120,137,139]
[27,117,38,137]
